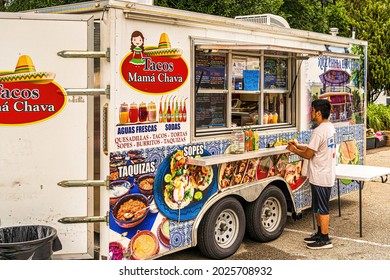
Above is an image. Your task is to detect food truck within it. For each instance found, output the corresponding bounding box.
[0,0,367,260]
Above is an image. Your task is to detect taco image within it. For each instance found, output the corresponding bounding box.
[170,150,186,175]
[284,161,303,185]
[188,165,213,191]
[164,149,213,210]
[242,158,259,184]
[339,140,359,164]
[164,175,194,210]
[231,159,248,186]
[275,154,288,177]
[219,161,237,188]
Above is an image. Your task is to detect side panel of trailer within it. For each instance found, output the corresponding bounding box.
[103,3,366,260]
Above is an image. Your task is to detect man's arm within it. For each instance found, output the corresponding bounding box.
[286,142,315,160]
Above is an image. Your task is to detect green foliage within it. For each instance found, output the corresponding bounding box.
[352,89,362,112]
[155,0,346,33]
[325,1,350,37]
[253,0,284,15]
[280,0,327,33]
[367,104,390,131]
[154,0,268,18]
[1,0,88,12]
[343,0,390,103]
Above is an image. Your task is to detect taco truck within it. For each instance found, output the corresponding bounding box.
[0,0,368,260]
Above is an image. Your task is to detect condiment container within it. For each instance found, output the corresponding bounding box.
[231,130,245,154]
[272,112,278,124]
[147,101,157,122]
[262,113,268,125]
[268,112,273,124]
[129,102,138,123]
[138,102,148,122]
[119,103,129,124]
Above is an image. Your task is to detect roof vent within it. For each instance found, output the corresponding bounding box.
[329,27,339,36]
[235,14,290,28]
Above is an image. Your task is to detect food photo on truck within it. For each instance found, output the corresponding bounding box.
[0,0,376,261]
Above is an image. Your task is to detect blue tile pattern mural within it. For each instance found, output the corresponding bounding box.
[169,220,194,250]
[116,123,365,255]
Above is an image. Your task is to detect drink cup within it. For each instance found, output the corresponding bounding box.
[119,103,129,124]
[129,102,139,123]
[272,112,278,124]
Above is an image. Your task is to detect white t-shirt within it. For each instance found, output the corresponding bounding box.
[307,122,336,187]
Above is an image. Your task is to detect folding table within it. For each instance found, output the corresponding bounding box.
[335,164,390,237]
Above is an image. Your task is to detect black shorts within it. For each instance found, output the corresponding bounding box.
[311,183,332,215]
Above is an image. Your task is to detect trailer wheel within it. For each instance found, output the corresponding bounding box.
[246,185,287,242]
[197,197,245,259]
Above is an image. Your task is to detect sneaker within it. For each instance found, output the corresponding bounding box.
[306,239,333,250]
[303,232,321,244]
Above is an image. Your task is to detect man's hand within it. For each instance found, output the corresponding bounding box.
[287,139,298,146]
[287,142,297,153]
[287,141,315,160]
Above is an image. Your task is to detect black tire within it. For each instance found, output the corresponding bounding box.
[197,197,246,259]
[245,185,287,242]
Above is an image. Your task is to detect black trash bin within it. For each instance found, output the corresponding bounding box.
[0,225,62,260]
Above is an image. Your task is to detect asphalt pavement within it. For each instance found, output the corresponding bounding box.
[160,146,390,260]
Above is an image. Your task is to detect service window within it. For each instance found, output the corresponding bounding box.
[263,54,289,125]
[264,57,288,90]
[231,55,260,127]
[194,47,296,137]
[195,52,227,128]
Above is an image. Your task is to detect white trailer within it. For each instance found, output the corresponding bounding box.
[0,0,367,260]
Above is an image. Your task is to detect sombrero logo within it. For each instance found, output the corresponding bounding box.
[0,55,66,126]
[121,32,189,94]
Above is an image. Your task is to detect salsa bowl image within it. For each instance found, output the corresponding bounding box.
[137,174,155,196]
[128,230,159,260]
[109,180,132,206]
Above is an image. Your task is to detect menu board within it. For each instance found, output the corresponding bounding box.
[243,70,260,91]
[195,52,226,90]
[232,58,246,79]
[195,93,226,128]
[264,58,287,89]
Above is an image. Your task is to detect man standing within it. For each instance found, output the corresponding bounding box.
[287,99,336,249]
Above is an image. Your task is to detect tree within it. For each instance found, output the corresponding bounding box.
[280,0,327,33]
[154,0,349,34]
[323,0,351,37]
[0,0,7,11]
[343,0,390,103]
[3,0,88,12]
[154,0,283,18]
